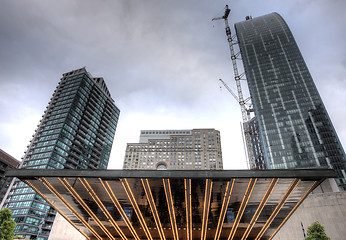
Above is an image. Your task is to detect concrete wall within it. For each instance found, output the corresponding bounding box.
[274,191,346,240]
[48,213,85,240]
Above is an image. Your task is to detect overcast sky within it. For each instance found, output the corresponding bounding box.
[0,0,345,170]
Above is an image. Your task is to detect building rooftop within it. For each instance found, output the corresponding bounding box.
[0,149,20,167]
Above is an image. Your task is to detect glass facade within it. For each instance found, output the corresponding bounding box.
[123,129,223,170]
[2,68,120,239]
[235,13,346,190]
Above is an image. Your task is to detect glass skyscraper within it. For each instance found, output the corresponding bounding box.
[235,13,346,190]
[1,67,120,239]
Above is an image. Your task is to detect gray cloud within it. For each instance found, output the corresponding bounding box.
[0,0,345,169]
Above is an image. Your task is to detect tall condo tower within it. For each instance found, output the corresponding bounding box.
[123,129,223,170]
[2,68,120,240]
[234,13,346,190]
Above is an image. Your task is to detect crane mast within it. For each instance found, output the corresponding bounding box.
[213,5,250,123]
[213,5,254,169]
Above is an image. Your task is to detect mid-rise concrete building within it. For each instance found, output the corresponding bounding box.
[123,129,223,170]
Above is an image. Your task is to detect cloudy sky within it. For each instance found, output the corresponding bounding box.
[0,0,345,170]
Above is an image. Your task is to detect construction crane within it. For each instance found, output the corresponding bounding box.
[213,5,251,123]
[219,78,238,102]
[213,5,255,169]
[219,78,252,119]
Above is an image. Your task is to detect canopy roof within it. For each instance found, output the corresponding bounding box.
[7,169,335,240]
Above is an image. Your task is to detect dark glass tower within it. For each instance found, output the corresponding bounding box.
[235,13,346,190]
[1,68,120,239]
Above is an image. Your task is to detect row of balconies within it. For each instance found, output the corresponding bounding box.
[68,142,101,168]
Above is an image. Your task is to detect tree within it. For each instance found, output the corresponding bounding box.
[0,208,17,240]
[305,221,330,240]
